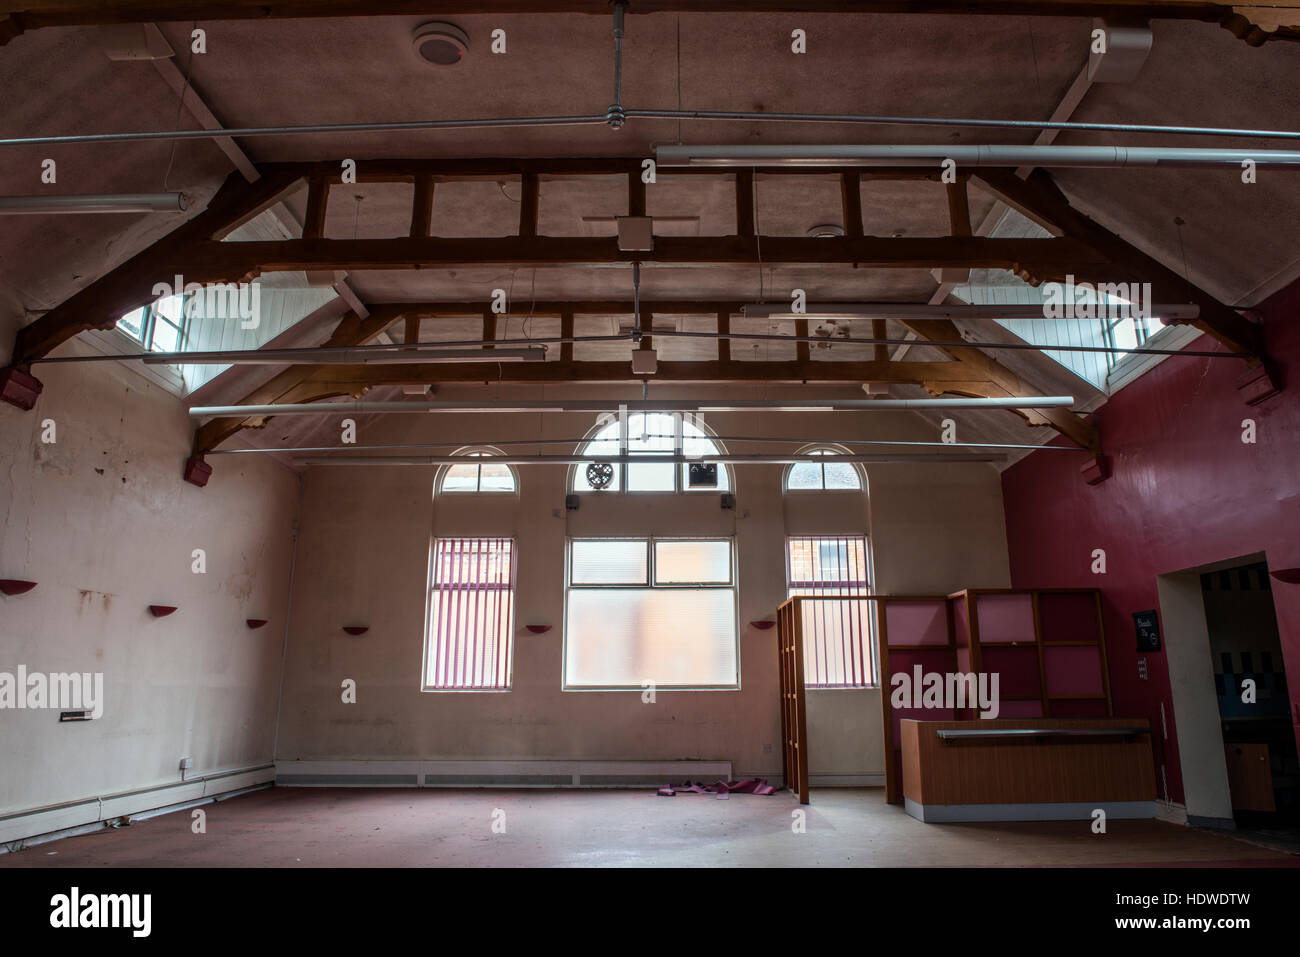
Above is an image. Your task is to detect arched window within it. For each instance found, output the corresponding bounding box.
[571,412,731,493]
[785,446,863,491]
[438,448,517,493]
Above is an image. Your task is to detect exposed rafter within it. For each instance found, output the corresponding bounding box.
[896,317,1099,453]
[6,157,1115,369]
[2,155,1244,464]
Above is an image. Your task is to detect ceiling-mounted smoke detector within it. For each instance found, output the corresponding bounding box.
[413,21,470,66]
[807,223,844,238]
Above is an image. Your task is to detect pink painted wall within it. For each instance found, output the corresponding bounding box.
[1001,278,1300,804]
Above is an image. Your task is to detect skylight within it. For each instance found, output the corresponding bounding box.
[951,210,1179,393]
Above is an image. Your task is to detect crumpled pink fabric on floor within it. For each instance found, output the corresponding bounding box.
[656,778,780,798]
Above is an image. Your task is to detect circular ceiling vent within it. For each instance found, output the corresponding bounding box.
[413,21,469,66]
[807,223,845,238]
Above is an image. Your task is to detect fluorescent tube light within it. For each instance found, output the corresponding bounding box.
[0,192,187,214]
[146,346,547,366]
[656,144,1300,170]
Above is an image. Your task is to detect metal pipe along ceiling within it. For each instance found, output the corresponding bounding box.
[294,453,1003,466]
[188,397,1076,417]
[208,434,1082,455]
[34,322,1240,363]
[657,144,1300,169]
[740,303,1202,321]
[4,111,1298,149]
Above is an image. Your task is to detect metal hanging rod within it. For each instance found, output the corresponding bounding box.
[293,452,1003,467]
[0,115,611,149]
[207,434,1083,456]
[6,112,1299,150]
[189,397,1075,417]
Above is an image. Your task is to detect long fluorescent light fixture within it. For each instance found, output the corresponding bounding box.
[0,192,187,214]
[145,345,547,366]
[189,396,1075,417]
[741,302,1201,322]
[657,144,1300,169]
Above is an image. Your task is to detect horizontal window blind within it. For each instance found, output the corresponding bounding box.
[425,537,515,691]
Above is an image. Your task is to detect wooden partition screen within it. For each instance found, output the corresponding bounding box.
[776,597,810,804]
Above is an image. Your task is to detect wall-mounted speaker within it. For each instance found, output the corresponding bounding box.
[565,494,580,511]
[721,493,736,510]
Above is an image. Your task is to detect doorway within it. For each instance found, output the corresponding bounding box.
[1159,553,1299,844]
[1203,559,1299,829]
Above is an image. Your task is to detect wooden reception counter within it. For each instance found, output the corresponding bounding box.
[900,718,1158,823]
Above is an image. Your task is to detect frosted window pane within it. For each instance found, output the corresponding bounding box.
[442,464,478,491]
[479,463,514,490]
[565,589,737,687]
[570,540,648,584]
[787,462,822,489]
[628,460,675,491]
[655,540,731,584]
[823,462,861,489]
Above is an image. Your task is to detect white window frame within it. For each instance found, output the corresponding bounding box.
[783,445,865,493]
[562,535,741,692]
[421,536,517,693]
[436,447,519,495]
[785,534,878,690]
[569,411,733,495]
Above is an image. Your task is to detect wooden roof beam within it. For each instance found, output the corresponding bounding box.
[897,317,1100,453]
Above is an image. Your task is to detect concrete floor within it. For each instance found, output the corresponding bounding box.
[3,787,1298,868]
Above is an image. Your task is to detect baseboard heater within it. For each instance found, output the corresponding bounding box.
[0,764,274,849]
[275,760,733,788]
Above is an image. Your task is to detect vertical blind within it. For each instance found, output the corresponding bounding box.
[786,535,873,688]
[426,537,515,690]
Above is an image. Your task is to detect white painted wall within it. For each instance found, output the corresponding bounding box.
[274,393,1011,780]
[0,318,301,817]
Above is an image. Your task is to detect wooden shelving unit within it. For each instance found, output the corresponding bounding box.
[878,588,1112,804]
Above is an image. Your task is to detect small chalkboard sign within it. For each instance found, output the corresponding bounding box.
[1134,609,1161,652]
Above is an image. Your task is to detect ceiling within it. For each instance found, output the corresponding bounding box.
[1,11,1295,463]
